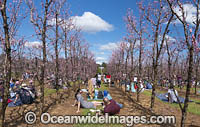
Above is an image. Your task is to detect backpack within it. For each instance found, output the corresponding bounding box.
[97,91,104,99]
[19,88,33,104]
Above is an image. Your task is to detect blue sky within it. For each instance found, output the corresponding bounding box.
[17,0,198,64]
[68,0,140,64]
[18,0,140,64]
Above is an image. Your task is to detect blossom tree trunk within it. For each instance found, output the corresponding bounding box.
[0,1,12,126]
[0,0,24,126]
[167,0,200,126]
[26,0,54,114]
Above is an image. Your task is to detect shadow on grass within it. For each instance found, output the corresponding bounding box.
[114,86,176,127]
[4,88,70,127]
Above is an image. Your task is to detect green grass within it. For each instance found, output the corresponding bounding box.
[44,87,66,97]
[143,90,152,96]
[69,80,83,86]
[174,85,200,92]
[44,88,57,97]
[96,84,109,91]
[75,107,123,127]
[142,90,200,116]
[87,99,102,102]
[170,102,200,115]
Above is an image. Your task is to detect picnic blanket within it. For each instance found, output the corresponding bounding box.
[131,82,136,93]
[81,89,88,93]
[126,84,130,91]
[156,93,193,103]
[87,90,112,101]
[146,83,152,89]
[87,90,103,100]
[8,98,22,107]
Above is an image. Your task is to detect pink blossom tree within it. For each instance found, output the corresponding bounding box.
[0,0,25,126]
[166,0,200,126]
[139,0,174,109]
[124,5,147,102]
[26,0,54,114]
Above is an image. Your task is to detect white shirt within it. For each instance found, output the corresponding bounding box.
[91,78,96,86]
[140,83,144,92]
[134,77,137,82]
[168,89,178,102]
[98,75,101,81]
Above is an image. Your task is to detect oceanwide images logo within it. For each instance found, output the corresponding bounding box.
[24,111,176,126]
[25,111,37,124]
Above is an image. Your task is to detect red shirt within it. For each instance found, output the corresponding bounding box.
[106,75,111,79]
[104,99,120,115]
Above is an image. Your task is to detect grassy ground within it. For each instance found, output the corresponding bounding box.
[170,98,200,115]
[174,86,200,94]
[143,90,200,116]
[44,88,57,96]
[96,83,109,91]
[44,88,66,97]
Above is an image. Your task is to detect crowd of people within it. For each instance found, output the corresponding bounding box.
[72,88,122,115]
[71,74,122,115]
[118,78,153,93]
[116,76,183,104]
[0,73,37,107]
[158,75,200,89]
[0,72,196,112]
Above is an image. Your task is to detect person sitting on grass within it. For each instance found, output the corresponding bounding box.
[103,97,120,115]
[13,84,35,105]
[166,85,179,103]
[72,89,103,113]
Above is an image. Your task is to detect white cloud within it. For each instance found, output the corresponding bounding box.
[94,51,105,55]
[165,35,176,42]
[158,34,176,45]
[71,12,114,33]
[47,18,58,26]
[134,40,140,48]
[100,42,118,51]
[96,56,106,61]
[47,18,74,30]
[47,12,113,33]
[99,52,105,55]
[96,56,108,64]
[25,41,42,48]
[96,61,102,64]
[173,4,198,25]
